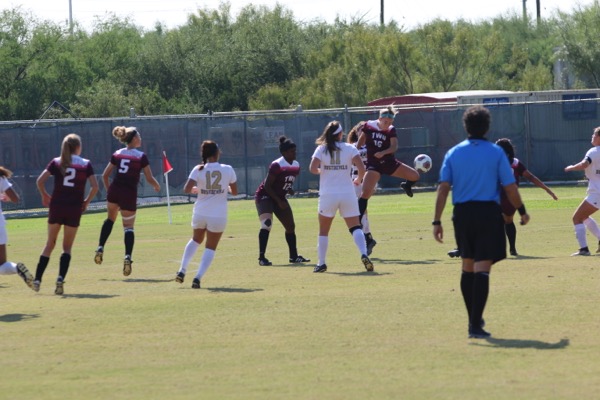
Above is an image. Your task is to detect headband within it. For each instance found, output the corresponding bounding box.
[332,124,343,135]
[380,112,395,119]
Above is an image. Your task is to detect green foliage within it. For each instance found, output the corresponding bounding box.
[1,3,599,118]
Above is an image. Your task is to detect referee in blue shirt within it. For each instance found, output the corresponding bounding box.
[433,106,530,339]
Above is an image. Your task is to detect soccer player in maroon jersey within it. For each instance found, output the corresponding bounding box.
[254,136,310,266]
[356,106,420,224]
[94,126,160,276]
[34,134,99,294]
[495,138,557,256]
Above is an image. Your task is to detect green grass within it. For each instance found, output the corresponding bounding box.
[1,186,599,399]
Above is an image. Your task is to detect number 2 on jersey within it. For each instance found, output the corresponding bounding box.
[205,170,222,190]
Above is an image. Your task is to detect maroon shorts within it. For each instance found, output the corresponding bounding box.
[107,185,138,211]
[367,157,403,176]
[255,195,288,215]
[48,205,83,227]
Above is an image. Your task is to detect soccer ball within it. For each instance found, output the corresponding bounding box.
[414,154,432,173]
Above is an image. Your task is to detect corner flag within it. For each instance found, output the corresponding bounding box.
[162,151,173,175]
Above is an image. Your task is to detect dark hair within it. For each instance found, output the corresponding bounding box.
[594,127,600,136]
[112,126,138,144]
[198,140,219,170]
[0,166,12,178]
[347,121,365,144]
[316,121,343,156]
[60,133,81,175]
[279,136,296,154]
[495,138,515,163]
[462,106,491,138]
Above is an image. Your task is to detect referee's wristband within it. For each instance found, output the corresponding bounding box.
[432,220,441,226]
[517,205,527,216]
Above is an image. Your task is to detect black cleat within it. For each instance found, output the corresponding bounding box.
[509,249,518,256]
[366,239,377,256]
[258,257,272,266]
[289,255,310,263]
[191,278,201,289]
[123,256,133,276]
[400,182,413,197]
[468,326,491,339]
[175,272,185,283]
[448,249,460,258]
[361,254,374,272]
[313,264,327,273]
[16,263,34,289]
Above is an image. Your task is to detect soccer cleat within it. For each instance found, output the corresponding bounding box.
[55,278,64,296]
[175,272,185,283]
[16,263,34,289]
[191,278,201,289]
[33,280,41,292]
[313,264,327,273]
[571,248,591,256]
[468,326,491,339]
[400,182,413,198]
[361,254,374,272]
[366,239,377,256]
[509,249,519,256]
[258,257,272,266]
[94,248,103,265]
[123,256,133,276]
[447,249,460,258]
[289,255,310,263]
[596,241,600,253]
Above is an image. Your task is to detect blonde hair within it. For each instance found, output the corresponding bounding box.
[379,105,397,118]
[60,133,81,175]
[112,126,138,144]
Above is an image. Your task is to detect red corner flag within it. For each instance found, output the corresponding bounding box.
[162,151,173,175]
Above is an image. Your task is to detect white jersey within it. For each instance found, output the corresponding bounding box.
[585,146,600,195]
[0,176,10,215]
[312,142,360,196]
[188,162,237,218]
[351,144,368,178]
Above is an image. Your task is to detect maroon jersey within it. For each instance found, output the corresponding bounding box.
[109,148,149,191]
[500,158,527,215]
[46,156,94,208]
[254,157,300,200]
[362,119,398,166]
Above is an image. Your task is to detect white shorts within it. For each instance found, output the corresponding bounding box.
[318,193,359,218]
[191,213,227,232]
[354,182,362,198]
[0,215,6,245]
[585,193,600,209]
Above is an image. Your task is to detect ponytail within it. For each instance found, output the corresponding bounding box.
[60,133,81,175]
[316,121,343,156]
[0,166,12,179]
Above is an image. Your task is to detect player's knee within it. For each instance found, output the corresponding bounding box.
[260,218,272,231]
[349,225,362,234]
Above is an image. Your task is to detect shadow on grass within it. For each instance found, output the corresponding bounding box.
[61,293,120,299]
[207,287,264,293]
[100,278,174,283]
[372,258,437,265]
[329,271,392,276]
[0,313,40,323]
[506,255,549,260]
[472,337,570,349]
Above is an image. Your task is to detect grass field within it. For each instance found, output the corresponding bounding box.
[1,186,599,399]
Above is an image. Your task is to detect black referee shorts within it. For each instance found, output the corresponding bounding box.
[452,201,506,264]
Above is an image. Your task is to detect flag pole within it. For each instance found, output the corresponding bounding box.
[162,151,174,224]
[164,172,172,224]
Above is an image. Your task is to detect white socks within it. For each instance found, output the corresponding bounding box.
[179,239,200,274]
[575,223,587,248]
[0,261,16,275]
[195,249,215,280]
[318,236,329,266]
[352,228,367,255]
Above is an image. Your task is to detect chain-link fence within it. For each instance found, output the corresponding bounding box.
[1,99,598,215]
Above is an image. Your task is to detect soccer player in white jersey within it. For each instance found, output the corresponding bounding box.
[309,121,374,273]
[175,140,238,289]
[0,165,34,289]
[347,121,376,255]
[565,126,600,256]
